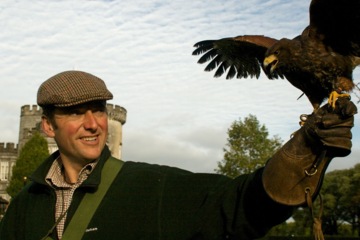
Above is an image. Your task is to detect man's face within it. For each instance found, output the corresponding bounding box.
[42,101,108,166]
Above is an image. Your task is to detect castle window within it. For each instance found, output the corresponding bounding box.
[0,162,8,181]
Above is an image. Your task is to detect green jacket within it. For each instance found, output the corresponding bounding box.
[0,146,292,240]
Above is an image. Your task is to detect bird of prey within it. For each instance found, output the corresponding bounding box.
[192,0,360,111]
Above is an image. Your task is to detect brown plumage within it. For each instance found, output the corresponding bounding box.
[192,0,360,111]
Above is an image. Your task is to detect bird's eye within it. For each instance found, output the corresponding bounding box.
[274,50,280,55]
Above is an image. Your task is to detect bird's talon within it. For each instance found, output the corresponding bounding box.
[328,91,351,109]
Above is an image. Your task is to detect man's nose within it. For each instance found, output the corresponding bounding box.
[83,110,98,130]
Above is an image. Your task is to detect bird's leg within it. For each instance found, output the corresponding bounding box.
[328,89,350,109]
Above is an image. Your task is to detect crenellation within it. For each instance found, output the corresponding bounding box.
[106,104,127,124]
[21,104,42,116]
[0,142,18,153]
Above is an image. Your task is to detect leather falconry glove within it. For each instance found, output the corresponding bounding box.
[262,97,357,206]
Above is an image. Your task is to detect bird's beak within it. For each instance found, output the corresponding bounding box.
[263,55,278,74]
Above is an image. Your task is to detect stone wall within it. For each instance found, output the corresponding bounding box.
[0,143,18,201]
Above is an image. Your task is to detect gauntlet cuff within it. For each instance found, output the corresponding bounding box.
[262,129,331,206]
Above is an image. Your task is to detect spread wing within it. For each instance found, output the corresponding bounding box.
[309,0,360,57]
[192,35,284,80]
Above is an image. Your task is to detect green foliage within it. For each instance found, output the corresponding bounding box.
[321,169,352,235]
[288,207,313,236]
[320,164,360,237]
[267,221,297,237]
[277,164,360,237]
[7,132,49,198]
[216,114,282,178]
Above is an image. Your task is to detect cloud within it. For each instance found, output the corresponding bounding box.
[122,127,225,173]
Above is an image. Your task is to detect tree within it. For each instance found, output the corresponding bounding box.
[216,114,283,178]
[7,132,49,198]
[349,164,360,236]
[288,165,360,237]
[321,169,352,235]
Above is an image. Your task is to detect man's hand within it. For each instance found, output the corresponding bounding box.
[303,97,357,157]
[263,97,357,206]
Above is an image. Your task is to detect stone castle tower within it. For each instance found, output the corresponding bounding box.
[18,105,57,152]
[0,103,127,201]
[106,104,127,158]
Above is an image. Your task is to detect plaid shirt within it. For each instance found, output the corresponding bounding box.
[45,157,97,239]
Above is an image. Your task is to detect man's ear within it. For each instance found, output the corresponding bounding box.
[41,116,55,138]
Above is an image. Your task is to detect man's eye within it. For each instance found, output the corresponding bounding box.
[93,110,106,117]
[69,110,83,116]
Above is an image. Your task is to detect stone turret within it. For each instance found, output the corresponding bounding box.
[18,105,58,154]
[18,105,42,150]
[106,104,127,159]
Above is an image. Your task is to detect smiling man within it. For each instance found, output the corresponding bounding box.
[42,101,109,182]
[0,70,356,240]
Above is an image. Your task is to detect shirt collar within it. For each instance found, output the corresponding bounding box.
[45,156,98,189]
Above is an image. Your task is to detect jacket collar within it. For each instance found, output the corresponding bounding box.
[29,146,111,192]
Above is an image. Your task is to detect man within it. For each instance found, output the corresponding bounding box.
[0,70,356,240]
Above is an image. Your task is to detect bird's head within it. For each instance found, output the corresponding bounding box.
[263,39,292,75]
[263,53,279,74]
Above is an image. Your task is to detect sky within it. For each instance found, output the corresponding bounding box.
[0,0,359,173]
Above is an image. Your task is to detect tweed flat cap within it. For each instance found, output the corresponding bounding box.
[37,70,113,107]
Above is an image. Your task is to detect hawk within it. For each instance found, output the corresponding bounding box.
[192,0,360,111]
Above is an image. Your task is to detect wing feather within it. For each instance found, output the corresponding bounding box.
[204,57,219,72]
[193,41,216,57]
[197,49,218,64]
[192,35,282,79]
[215,62,230,78]
[227,66,237,79]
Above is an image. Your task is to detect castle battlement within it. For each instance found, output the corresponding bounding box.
[21,105,42,116]
[106,104,127,124]
[0,143,18,153]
